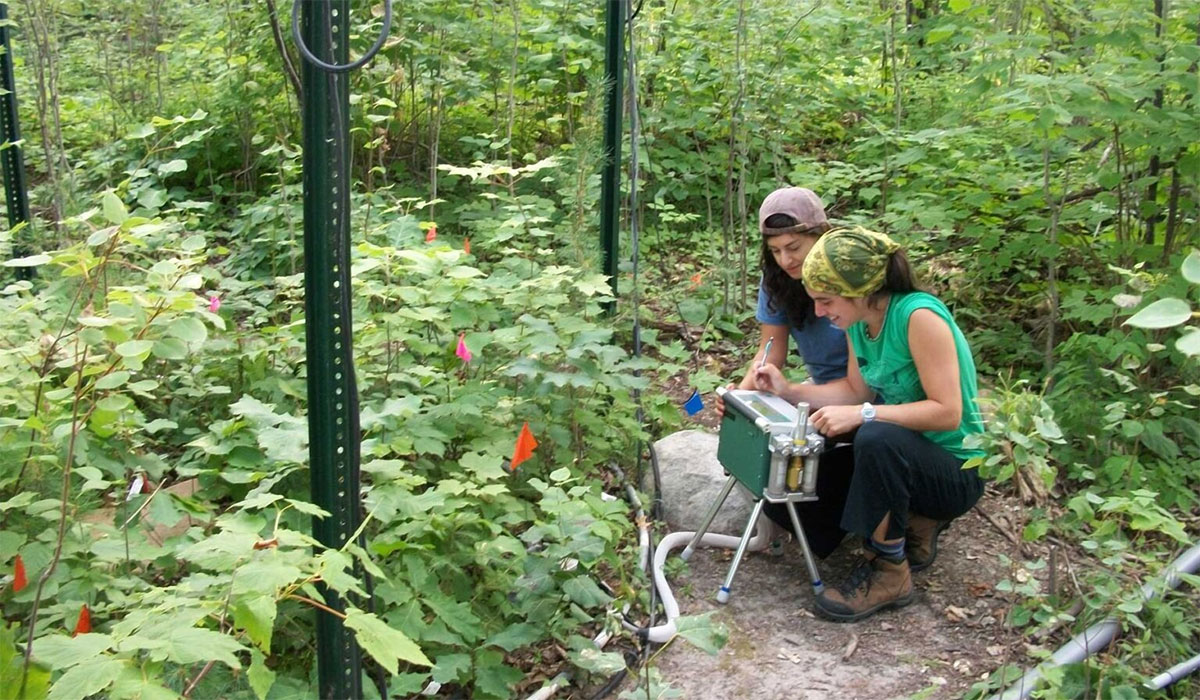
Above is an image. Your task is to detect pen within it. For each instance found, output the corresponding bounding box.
[759,336,774,368]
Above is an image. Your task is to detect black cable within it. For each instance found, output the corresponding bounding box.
[587,650,641,700]
[628,0,646,25]
[292,0,393,73]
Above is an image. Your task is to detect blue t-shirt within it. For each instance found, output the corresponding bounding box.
[755,283,847,384]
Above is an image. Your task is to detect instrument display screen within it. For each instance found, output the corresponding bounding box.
[725,389,797,428]
[741,395,788,424]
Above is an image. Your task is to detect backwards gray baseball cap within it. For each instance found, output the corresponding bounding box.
[758,187,828,235]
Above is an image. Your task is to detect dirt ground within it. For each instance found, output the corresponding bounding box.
[629,487,1034,700]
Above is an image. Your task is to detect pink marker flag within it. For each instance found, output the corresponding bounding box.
[455,333,472,363]
[208,295,221,313]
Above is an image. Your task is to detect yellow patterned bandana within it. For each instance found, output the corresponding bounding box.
[802,227,901,297]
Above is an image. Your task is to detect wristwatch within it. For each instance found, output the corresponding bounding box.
[860,402,876,423]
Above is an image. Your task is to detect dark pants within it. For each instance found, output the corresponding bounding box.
[762,444,855,559]
[840,421,985,542]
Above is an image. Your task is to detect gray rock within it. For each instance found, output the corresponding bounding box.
[649,429,759,534]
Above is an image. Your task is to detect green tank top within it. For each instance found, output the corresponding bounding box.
[847,292,985,460]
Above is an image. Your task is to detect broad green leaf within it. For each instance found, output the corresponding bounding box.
[1182,250,1200,284]
[344,609,432,673]
[431,652,471,684]
[233,559,304,596]
[678,298,709,326]
[569,647,627,674]
[948,0,970,11]
[48,656,124,700]
[141,626,245,668]
[233,595,277,651]
[1177,329,1200,357]
[248,649,275,700]
[157,159,187,175]
[166,317,207,344]
[3,254,52,267]
[1,624,50,699]
[258,426,308,463]
[473,648,523,700]
[483,622,541,651]
[95,371,130,390]
[1124,298,1191,329]
[102,192,128,225]
[562,575,612,608]
[421,595,483,642]
[108,669,180,700]
[116,340,154,358]
[152,337,189,360]
[674,612,728,656]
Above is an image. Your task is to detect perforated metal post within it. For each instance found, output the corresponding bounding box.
[0,1,31,274]
[599,0,625,312]
[300,0,363,697]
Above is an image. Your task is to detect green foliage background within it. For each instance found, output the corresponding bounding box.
[1,0,1198,698]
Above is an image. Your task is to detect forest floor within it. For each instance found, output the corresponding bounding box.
[629,486,1039,700]
[614,320,1056,700]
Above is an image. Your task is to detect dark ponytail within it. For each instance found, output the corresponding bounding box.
[867,249,921,308]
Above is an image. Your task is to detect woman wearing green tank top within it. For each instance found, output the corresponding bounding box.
[750,227,986,623]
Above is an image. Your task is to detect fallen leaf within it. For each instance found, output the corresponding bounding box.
[841,633,859,662]
[945,605,972,622]
[986,645,1005,656]
[969,582,992,597]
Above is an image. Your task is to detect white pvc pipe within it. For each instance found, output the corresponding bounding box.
[1145,651,1200,691]
[991,541,1200,700]
[524,673,569,700]
[644,524,772,643]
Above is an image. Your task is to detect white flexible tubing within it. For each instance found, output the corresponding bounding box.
[643,524,772,643]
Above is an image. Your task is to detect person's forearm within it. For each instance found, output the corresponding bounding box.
[873,399,960,432]
[779,377,864,409]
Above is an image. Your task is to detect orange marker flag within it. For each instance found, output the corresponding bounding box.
[12,554,27,592]
[463,238,471,255]
[510,422,538,471]
[73,604,91,636]
[425,225,437,243]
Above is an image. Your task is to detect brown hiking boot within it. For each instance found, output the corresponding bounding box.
[813,551,914,623]
[906,514,950,573]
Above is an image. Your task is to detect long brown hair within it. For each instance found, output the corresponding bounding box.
[760,214,831,327]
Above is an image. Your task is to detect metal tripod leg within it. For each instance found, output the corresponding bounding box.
[785,500,825,595]
[716,498,765,603]
[681,474,738,561]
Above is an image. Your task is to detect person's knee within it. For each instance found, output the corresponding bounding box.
[853,421,907,454]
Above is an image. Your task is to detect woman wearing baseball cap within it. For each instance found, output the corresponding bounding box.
[750,227,986,622]
[716,186,855,560]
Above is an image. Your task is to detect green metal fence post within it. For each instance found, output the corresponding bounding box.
[600,0,625,312]
[0,1,31,278]
[300,0,363,697]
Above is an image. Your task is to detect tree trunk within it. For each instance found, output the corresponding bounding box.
[265,0,304,105]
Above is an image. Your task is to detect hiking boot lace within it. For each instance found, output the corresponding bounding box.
[837,559,875,598]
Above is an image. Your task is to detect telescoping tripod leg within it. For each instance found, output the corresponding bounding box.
[716,498,765,603]
[785,500,825,595]
[681,474,738,561]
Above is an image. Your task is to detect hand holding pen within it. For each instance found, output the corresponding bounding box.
[717,336,776,419]
[759,336,774,368]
